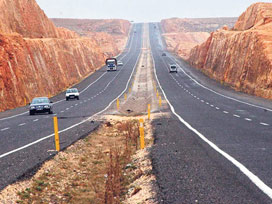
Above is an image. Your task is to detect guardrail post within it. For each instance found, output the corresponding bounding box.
[139,118,145,149]
[53,116,60,152]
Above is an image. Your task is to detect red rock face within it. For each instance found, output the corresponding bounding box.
[188,3,272,99]
[0,0,130,111]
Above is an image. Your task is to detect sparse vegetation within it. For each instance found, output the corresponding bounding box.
[15,119,141,204]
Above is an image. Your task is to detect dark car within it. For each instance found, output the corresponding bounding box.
[162,53,166,56]
[29,97,53,115]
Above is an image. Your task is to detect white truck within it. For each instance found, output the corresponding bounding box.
[106,58,117,71]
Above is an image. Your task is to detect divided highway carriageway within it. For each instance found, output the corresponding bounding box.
[149,23,272,203]
[0,24,142,190]
[2,22,272,203]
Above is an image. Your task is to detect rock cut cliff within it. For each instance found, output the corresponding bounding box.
[188,3,272,99]
[0,0,130,111]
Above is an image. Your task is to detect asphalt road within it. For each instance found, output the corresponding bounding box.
[149,23,272,203]
[0,24,143,190]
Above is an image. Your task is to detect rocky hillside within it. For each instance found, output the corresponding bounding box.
[188,3,272,99]
[0,0,130,111]
[161,18,236,59]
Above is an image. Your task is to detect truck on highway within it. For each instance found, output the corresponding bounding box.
[106,58,117,71]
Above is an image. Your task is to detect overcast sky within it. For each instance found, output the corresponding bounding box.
[36,0,271,22]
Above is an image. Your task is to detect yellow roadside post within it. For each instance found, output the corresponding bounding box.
[124,93,127,100]
[148,104,151,120]
[129,88,132,93]
[117,98,120,109]
[53,116,60,152]
[156,90,159,98]
[139,118,145,149]
[159,96,162,107]
[24,98,27,106]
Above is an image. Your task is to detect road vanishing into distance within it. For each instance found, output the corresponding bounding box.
[149,23,272,203]
[1,23,272,203]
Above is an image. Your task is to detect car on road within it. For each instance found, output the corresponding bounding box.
[162,53,166,56]
[117,61,123,66]
[169,64,178,73]
[66,88,79,101]
[29,97,53,115]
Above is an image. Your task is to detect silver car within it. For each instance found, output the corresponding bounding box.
[117,61,123,66]
[29,97,53,115]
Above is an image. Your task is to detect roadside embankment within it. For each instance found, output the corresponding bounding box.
[0,0,130,111]
[188,3,272,99]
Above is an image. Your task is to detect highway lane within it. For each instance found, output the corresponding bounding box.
[149,23,272,201]
[0,24,142,189]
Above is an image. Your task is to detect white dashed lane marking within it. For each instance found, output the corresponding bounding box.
[172,75,271,128]
[33,119,39,122]
[1,128,10,131]
[19,123,26,126]
[260,122,269,126]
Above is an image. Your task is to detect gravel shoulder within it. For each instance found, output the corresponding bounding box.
[151,114,271,204]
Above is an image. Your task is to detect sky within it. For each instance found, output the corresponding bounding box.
[36,0,272,22]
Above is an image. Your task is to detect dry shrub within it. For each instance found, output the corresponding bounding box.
[104,120,140,203]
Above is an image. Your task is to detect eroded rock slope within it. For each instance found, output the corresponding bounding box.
[188,3,272,99]
[0,0,130,111]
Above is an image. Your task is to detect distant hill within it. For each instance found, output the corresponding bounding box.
[161,17,237,33]
[51,18,130,36]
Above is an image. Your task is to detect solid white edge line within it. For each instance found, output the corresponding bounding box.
[0,26,142,160]
[150,34,272,199]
